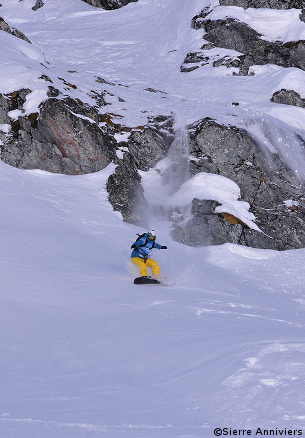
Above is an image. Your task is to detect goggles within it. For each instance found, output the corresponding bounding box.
[147,233,156,241]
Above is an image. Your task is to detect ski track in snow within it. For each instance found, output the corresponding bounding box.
[0,160,304,437]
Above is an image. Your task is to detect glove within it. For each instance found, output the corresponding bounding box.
[131,244,135,249]
[161,246,167,249]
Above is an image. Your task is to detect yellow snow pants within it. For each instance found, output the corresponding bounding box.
[131,257,160,278]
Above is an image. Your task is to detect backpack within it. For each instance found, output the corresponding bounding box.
[131,233,155,249]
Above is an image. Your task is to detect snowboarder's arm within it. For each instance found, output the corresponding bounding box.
[154,243,167,250]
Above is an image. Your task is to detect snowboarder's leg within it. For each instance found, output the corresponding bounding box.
[131,257,148,277]
[146,258,160,278]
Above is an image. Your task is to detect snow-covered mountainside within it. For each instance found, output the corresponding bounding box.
[1,0,305,249]
[0,1,305,437]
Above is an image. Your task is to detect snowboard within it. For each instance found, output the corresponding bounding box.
[134,276,161,285]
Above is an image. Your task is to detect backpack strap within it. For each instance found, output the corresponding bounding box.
[132,233,154,251]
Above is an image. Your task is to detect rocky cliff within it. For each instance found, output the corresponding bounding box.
[183,1,305,74]
[180,119,305,250]
[1,0,305,250]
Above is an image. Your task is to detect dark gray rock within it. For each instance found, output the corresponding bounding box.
[189,118,274,203]
[203,19,290,73]
[0,93,11,125]
[81,0,138,9]
[106,122,173,224]
[186,12,305,74]
[219,0,303,8]
[180,52,210,72]
[212,55,243,69]
[0,89,32,137]
[191,8,213,29]
[0,17,31,44]
[127,127,172,171]
[1,95,116,174]
[170,118,305,250]
[271,89,305,107]
[107,152,148,225]
[288,41,305,71]
[174,212,244,247]
[32,0,44,11]
[0,93,11,144]
[171,199,244,247]
[240,207,305,250]
[180,64,201,73]
[183,52,210,65]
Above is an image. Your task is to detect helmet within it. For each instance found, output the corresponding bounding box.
[147,230,156,241]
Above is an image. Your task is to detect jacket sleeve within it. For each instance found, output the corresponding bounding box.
[154,242,163,249]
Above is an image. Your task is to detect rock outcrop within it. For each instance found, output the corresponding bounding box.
[1,88,305,249]
[271,89,305,108]
[182,4,305,75]
[81,0,138,9]
[1,91,116,175]
[107,121,173,224]
[0,89,172,225]
[171,119,305,250]
[32,0,44,11]
[176,2,305,249]
[107,152,147,225]
[219,0,302,9]
[0,17,31,43]
[1,0,305,250]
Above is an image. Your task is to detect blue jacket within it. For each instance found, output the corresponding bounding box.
[131,234,163,259]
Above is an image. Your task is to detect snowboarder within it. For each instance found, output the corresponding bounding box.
[131,230,167,279]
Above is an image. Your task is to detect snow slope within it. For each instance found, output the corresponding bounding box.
[0,0,305,437]
[2,0,305,131]
[0,161,305,437]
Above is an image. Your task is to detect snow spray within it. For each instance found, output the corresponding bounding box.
[244,115,305,182]
[166,127,191,195]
